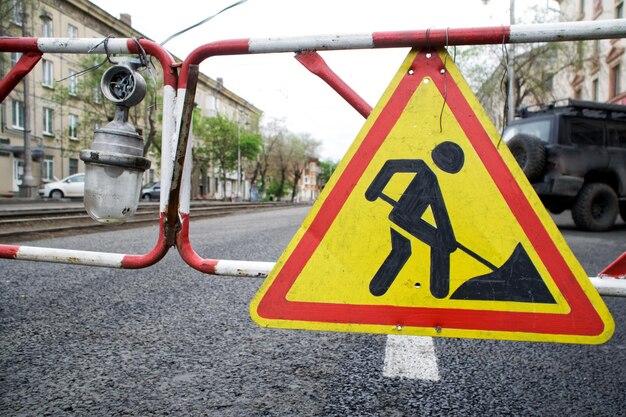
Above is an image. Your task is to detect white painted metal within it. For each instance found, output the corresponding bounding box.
[247,20,626,55]
[249,34,374,53]
[161,87,186,214]
[383,335,440,381]
[37,38,130,54]
[589,277,626,297]
[209,262,626,300]
[160,86,177,212]
[180,118,194,215]
[214,260,276,277]
[17,246,124,267]
[510,19,626,43]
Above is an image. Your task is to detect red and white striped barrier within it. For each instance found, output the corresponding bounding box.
[0,38,176,268]
[0,20,624,296]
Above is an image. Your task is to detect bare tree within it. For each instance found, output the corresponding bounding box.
[287,133,320,202]
[256,119,287,196]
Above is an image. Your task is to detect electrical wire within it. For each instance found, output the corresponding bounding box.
[56,36,113,82]
[160,0,249,46]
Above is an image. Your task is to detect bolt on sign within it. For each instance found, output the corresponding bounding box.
[250,48,614,344]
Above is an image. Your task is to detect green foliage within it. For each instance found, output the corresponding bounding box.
[193,110,262,199]
[240,129,262,160]
[193,111,262,170]
[266,178,290,200]
[319,159,338,185]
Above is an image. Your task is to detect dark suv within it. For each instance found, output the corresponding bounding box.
[504,99,626,231]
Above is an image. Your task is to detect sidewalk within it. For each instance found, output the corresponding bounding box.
[0,197,85,213]
[0,197,266,213]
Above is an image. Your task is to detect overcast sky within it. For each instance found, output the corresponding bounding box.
[90,0,557,160]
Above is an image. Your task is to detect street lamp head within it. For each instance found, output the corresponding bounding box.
[79,61,151,224]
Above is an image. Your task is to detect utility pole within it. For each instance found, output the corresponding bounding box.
[237,111,242,201]
[19,1,38,199]
[506,0,516,126]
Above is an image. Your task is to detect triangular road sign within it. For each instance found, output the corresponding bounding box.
[250,48,614,344]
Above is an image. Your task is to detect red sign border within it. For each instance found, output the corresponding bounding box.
[256,50,606,337]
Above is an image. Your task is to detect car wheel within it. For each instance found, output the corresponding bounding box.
[507,134,546,183]
[571,183,618,231]
[141,193,151,201]
[620,202,626,223]
[50,189,64,200]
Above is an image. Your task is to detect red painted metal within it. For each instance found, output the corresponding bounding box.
[599,252,626,279]
[0,244,20,260]
[120,215,170,268]
[0,37,40,52]
[295,51,372,118]
[176,213,219,274]
[179,39,250,86]
[173,28,522,277]
[0,37,176,269]
[0,52,42,103]
[128,38,178,88]
[372,26,510,48]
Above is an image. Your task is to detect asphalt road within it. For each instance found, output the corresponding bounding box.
[1,206,625,416]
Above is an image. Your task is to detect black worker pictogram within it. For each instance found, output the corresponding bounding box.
[366,141,556,304]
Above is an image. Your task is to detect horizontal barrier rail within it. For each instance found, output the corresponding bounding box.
[0,20,624,299]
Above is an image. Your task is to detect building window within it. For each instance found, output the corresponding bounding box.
[617,0,624,18]
[69,114,78,139]
[205,95,217,116]
[43,156,54,181]
[68,24,78,38]
[10,52,22,66]
[68,71,78,95]
[42,59,54,88]
[69,158,78,175]
[13,159,24,192]
[43,107,54,135]
[9,0,23,25]
[41,18,53,37]
[12,100,24,129]
[610,64,622,99]
[592,78,600,101]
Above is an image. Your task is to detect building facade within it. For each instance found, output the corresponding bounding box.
[554,0,626,103]
[297,159,321,202]
[0,0,260,198]
[192,76,262,200]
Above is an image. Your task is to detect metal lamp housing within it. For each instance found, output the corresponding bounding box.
[79,63,150,224]
[100,62,147,107]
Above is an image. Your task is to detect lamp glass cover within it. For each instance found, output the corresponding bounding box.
[84,163,143,223]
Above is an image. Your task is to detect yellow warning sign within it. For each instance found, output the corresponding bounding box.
[250,48,614,344]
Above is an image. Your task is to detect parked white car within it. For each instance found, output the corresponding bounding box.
[39,173,85,199]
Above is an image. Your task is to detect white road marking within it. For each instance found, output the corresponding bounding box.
[383,335,440,381]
